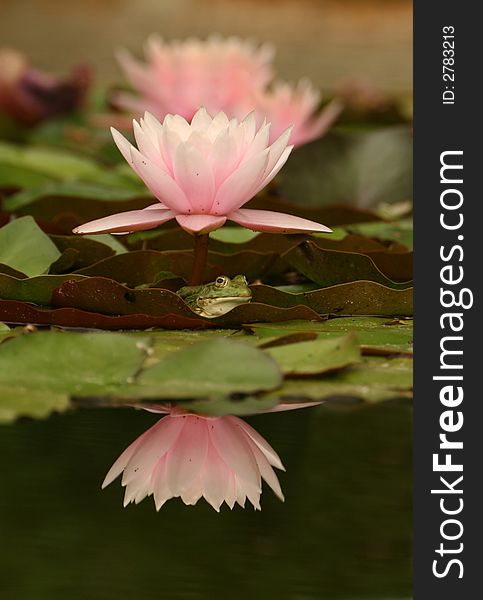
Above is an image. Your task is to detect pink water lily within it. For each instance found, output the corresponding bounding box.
[113,35,339,149]
[246,79,343,147]
[115,35,274,122]
[103,403,319,511]
[73,107,332,237]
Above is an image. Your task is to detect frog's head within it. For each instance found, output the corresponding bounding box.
[177,275,252,318]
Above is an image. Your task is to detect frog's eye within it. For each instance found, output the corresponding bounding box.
[215,276,229,288]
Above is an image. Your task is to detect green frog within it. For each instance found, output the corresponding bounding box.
[177,275,252,318]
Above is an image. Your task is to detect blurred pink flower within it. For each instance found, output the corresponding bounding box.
[0,48,90,126]
[115,35,274,122]
[247,79,343,147]
[113,35,340,148]
[103,402,318,511]
[73,107,331,236]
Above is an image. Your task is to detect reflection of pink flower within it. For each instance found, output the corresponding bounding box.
[115,35,274,122]
[73,107,331,236]
[247,80,343,147]
[0,48,90,126]
[103,408,286,511]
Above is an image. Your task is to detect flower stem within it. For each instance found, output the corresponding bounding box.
[189,233,209,286]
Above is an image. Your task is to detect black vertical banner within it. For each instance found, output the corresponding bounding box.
[414,2,482,598]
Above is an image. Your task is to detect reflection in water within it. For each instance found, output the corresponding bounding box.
[103,404,313,511]
[0,405,412,598]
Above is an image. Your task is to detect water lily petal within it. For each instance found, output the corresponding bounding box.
[191,106,213,131]
[73,208,176,234]
[229,416,285,471]
[122,416,185,487]
[175,214,226,234]
[133,119,169,171]
[212,148,269,214]
[229,209,332,233]
[200,443,231,512]
[152,457,172,510]
[166,416,209,496]
[173,142,215,213]
[245,438,284,501]
[208,418,261,491]
[254,145,293,195]
[102,430,149,489]
[130,148,192,213]
[143,201,170,210]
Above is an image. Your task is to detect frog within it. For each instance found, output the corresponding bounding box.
[176,275,252,318]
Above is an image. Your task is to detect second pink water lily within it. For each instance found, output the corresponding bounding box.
[73,107,331,236]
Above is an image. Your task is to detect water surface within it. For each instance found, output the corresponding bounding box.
[0,404,411,599]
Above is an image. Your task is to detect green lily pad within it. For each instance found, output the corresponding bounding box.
[334,356,412,388]
[0,217,60,277]
[0,142,133,187]
[266,377,411,405]
[0,163,53,189]
[265,334,360,376]
[347,219,413,249]
[180,395,279,417]
[0,330,150,395]
[137,338,282,397]
[247,317,413,355]
[0,386,69,424]
[4,181,150,212]
[0,274,86,304]
[209,227,259,244]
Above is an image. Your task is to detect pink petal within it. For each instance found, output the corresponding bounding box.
[243,123,270,161]
[143,201,169,210]
[245,438,284,501]
[102,430,149,489]
[190,106,213,131]
[229,416,285,471]
[200,443,231,512]
[133,120,169,172]
[225,473,237,509]
[209,129,239,187]
[254,145,293,195]
[130,148,192,213]
[208,418,261,491]
[294,99,343,147]
[212,149,269,215]
[152,457,172,510]
[180,477,204,506]
[111,127,135,165]
[165,416,209,496]
[175,214,226,234]
[240,478,262,510]
[116,49,153,96]
[73,208,176,234]
[229,209,332,234]
[122,416,185,487]
[173,142,215,213]
[263,128,292,179]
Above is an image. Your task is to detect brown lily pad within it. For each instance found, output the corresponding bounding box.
[251,282,413,316]
[0,297,322,330]
[284,241,412,288]
[75,249,279,285]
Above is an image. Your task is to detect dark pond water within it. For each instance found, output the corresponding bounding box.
[0,404,411,600]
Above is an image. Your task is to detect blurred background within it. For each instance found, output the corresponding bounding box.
[0,0,412,92]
